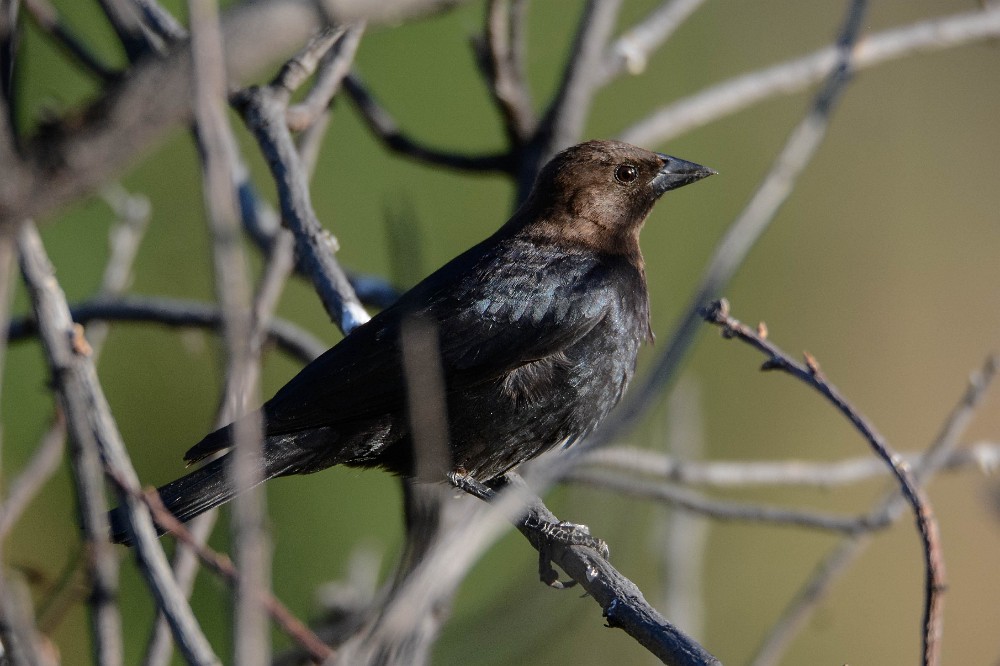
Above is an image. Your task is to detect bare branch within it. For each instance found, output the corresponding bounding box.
[130,0,187,43]
[341,470,720,666]
[235,76,373,333]
[570,468,868,533]
[272,26,346,95]
[621,7,1000,146]
[17,223,221,666]
[0,0,476,227]
[189,0,270,661]
[142,512,218,666]
[582,441,1000,488]
[508,476,721,666]
[18,224,124,666]
[0,572,56,666]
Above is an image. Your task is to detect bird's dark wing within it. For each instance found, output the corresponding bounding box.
[257,243,617,438]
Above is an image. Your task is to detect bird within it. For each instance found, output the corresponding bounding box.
[110,139,714,545]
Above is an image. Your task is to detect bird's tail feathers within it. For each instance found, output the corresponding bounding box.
[110,443,299,545]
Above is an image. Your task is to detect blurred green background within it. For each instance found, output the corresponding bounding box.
[4,1,1000,664]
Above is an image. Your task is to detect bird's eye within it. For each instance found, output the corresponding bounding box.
[615,164,638,184]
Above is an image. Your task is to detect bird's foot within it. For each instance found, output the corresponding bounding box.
[521,515,609,589]
[447,470,609,588]
[447,470,497,501]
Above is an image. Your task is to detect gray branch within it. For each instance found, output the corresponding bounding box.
[17,224,221,666]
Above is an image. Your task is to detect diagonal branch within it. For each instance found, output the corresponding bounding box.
[130,0,187,43]
[621,7,1000,146]
[343,72,514,173]
[22,0,118,81]
[235,83,370,334]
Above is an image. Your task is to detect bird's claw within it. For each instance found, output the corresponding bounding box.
[449,472,610,587]
[533,519,610,558]
[447,470,496,501]
[522,516,609,588]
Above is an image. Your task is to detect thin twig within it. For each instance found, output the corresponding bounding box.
[7,295,327,363]
[701,297,944,666]
[343,72,514,173]
[570,469,868,533]
[0,414,66,540]
[476,0,535,143]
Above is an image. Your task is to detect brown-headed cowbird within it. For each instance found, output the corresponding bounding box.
[110,140,713,544]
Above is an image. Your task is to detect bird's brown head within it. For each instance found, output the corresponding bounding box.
[513,139,715,257]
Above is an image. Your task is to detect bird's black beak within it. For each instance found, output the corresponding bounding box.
[650,154,716,196]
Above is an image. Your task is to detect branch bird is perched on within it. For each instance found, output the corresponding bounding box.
[110,140,714,544]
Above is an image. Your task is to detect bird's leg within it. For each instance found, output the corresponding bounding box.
[447,471,609,588]
[447,470,497,501]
